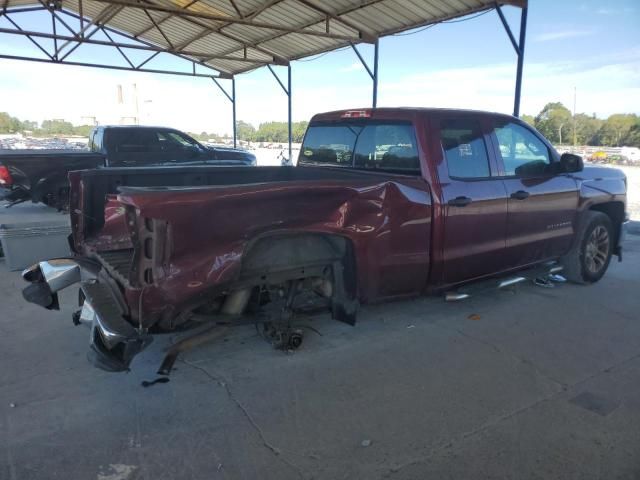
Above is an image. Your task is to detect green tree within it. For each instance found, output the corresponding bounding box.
[236,120,256,142]
[21,120,38,131]
[73,125,94,136]
[598,114,637,146]
[520,114,535,127]
[622,119,640,147]
[292,121,309,142]
[41,119,75,135]
[534,102,572,144]
[0,112,23,133]
[574,114,603,145]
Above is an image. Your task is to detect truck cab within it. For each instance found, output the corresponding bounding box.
[301,108,626,288]
[88,126,256,166]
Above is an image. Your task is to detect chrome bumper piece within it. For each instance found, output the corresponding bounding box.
[22,258,152,372]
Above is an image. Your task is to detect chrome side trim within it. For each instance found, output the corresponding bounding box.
[498,277,526,289]
[445,292,470,302]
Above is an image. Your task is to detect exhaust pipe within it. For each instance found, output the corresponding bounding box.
[221,288,252,315]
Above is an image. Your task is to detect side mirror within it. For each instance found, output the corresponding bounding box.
[558,152,583,173]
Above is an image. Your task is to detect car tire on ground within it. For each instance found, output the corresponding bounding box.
[561,211,613,284]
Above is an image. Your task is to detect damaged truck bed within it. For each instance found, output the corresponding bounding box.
[22,108,628,372]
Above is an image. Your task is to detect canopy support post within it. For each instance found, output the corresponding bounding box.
[211,76,236,148]
[495,3,528,117]
[350,40,379,108]
[232,77,237,149]
[287,64,292,163]
[513,6,527,118]
[267,64,292,164]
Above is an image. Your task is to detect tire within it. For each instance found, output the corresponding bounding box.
[561,211,613,284]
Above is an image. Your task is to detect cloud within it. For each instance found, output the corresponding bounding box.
[339,62,365,73]
[534,29,595,42]
[596,6,635,15]
[377,53,640,118]
[1,42,638,135]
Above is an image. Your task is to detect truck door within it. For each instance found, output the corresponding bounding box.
[489,120,579,267]
[436,116,509,285]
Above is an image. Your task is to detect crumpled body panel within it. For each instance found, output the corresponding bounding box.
[95,172,433,326]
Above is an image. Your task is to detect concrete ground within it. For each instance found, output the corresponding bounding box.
[1,217,640,479]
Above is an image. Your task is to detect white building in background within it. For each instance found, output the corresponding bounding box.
[117,84,140,125]
[621,147,640,163]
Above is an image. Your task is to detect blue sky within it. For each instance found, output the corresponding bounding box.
[0,0,638,134]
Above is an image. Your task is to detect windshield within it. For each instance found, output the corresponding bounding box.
[158,130,204,152]
[299,121,421,173]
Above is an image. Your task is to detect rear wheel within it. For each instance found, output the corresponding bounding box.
[561,211,613,284]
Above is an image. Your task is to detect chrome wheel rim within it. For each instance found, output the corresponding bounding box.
[584,225,609,274]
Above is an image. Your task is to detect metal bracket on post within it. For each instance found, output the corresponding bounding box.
[350,39,379,108]
[211,76,236,148]
[495,3,528,117]
[267,64,292,164]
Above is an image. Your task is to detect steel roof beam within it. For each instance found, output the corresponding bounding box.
[0,52,223,77]
[101,26,135,68]
[228,0,243,18]
[133,0,200,37]
[59,8,236,75]
[245,0,284,21]
[0,26,273,64]
[295,0,377,42]
[3,5,47,13]
[495,3,519,53]
[56,4,123,58]
[89,0,366,43]
[142,7,174,48]
[2,14,54,60]
[37,0,76,37]
[130,0,289,67]
[212,0,386,63]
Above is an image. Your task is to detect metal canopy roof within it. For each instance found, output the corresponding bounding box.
[1,0,526,77]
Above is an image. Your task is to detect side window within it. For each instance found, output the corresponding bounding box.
[92,129,104,152]
[493,122,551,176]
[353,124,420,172]
[440,119,491,179]
[88,131,95,151]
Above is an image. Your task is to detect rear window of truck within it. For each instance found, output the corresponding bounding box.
[299,122,420,174]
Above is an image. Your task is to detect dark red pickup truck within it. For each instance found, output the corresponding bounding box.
[22,108,628,372]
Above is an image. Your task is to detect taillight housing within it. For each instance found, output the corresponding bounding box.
[341,110,371,118]
[0,166,12,186]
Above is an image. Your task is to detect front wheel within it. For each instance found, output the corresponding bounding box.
[561,211,613,284]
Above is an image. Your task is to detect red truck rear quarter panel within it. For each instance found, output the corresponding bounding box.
[117,177,432,322]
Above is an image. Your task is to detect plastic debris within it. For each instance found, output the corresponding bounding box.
[549,274,567,283]
[534,277,555,288]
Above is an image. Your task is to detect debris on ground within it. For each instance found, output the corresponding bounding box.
[467,314,481,321]
[141,377,170,388]
[534,277,555,288]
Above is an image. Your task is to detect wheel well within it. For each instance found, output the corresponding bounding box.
[589,201,624,246]
[240,233,358,323]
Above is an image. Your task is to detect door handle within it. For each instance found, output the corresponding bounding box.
[510,190,530,200]
[448,196,472,207]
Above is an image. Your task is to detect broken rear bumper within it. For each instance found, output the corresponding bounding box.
[22,259,152,372]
